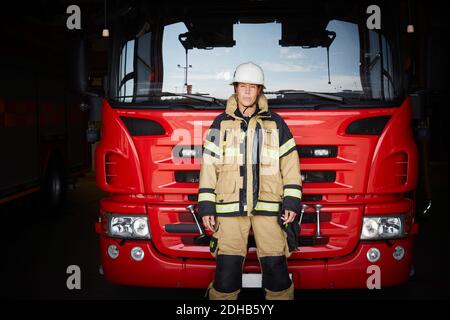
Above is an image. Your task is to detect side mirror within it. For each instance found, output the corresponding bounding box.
[69,34,102,143]
[69,34,89,96]
[410,91,426,121]
[84,93,102,144]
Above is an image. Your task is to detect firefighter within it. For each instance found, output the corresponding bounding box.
[198,62,302,300]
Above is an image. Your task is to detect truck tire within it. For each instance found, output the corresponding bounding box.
[41,159,65,211]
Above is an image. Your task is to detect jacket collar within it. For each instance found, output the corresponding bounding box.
[225,94,271,121]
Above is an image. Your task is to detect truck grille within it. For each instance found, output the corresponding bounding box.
[175,170,336,183]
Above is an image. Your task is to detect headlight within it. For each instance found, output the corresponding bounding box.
[132,218,150,237]
[360,215,405,240]
[107,215,151,239]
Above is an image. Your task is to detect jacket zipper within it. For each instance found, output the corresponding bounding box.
[242,117,248,215]
[229,107,270,216]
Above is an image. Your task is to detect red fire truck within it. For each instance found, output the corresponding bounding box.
[0,13,90,208]
[92,0,421,289]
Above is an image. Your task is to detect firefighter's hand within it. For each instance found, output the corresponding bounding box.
[202,215,216,232]
[282,210,297,224]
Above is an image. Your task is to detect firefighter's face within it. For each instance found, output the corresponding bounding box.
[235,83,261,107]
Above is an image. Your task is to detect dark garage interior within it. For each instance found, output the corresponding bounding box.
[0,0,448,303]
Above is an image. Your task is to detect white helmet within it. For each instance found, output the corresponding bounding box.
[230,62,265,88]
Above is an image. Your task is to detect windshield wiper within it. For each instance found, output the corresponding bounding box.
[111,92,225,107]
[265,90,346,103]
[180,93,225,106]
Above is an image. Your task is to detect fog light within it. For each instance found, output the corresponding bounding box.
[367,248,381,263]
[107,245,119,259]
[393,246,405,261]
[131,246,144,261]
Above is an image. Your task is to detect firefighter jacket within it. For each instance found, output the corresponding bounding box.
[198,94,302,219]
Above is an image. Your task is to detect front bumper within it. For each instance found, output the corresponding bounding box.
[99,235,416,289]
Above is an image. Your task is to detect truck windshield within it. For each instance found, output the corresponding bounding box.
[109,1,404,106]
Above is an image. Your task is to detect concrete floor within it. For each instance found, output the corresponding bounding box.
[1,164,449,300]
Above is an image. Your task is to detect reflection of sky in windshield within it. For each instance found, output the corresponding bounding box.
[162,20,362,99]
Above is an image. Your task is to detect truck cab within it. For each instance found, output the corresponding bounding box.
[94,0,419,289]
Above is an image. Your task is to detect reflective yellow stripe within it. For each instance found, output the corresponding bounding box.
[204,140,221,155]
[198,193,216,202]
[261,147,279,159]
[279,138,296,157]
[254,202,280,212]
[283,188,302,199]
[216,202,240,213]
[224,148,240,156]
[240,131,246,143]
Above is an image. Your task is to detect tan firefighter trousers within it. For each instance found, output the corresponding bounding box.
[206,215,294,300]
